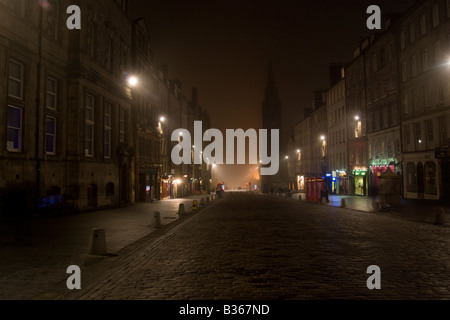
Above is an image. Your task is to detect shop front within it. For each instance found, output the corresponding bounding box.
[137,168,160,202]
[331,170,348,195]
[160,175,171,200]
[369,164,396,196]
[403,151,439,200]
[352,169,368,196]
[296,175,305,192]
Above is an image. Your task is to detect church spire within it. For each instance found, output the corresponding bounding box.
[267,58,275,85]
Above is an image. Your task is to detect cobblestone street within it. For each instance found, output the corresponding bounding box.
[51,192,450,301]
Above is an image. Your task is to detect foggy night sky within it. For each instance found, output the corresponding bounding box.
[131,0,417,188]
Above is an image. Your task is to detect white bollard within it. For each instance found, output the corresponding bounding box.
[88,228,107,256]
[178,203,185,215]
[154,211,162,228]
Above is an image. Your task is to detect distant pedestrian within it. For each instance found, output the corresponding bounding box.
[321,187,329,203]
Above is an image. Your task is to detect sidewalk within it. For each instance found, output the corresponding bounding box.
[290,191,450,225]
[0,193,216,300]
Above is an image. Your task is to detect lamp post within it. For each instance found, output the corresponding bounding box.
[122,74,138,206]
[320,135,327,177]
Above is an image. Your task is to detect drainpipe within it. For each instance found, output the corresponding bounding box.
[35,4,44,213]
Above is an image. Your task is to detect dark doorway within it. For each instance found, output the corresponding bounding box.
[417,162,424,195]
[120,164,129,204]
[442,159,450,201]
[87,184,98,209]
[139,172,146,201]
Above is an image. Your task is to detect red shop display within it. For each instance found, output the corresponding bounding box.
[305,177,324,202]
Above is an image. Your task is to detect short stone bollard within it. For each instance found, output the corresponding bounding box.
[178,203,185,215]
[340,198,346,208]
[435,207,445,225]
[206,196,210,203]
[298,195,302,201]
[88,228,107,256]
[154,211,162,228]
[200,197,205,206]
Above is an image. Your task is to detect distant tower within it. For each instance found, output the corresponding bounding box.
[261,60,287,193]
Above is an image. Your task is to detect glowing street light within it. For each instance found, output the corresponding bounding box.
[127,76,138,87]
[159,116,165,123]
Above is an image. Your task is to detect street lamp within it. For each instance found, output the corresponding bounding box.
[127,75,138,87]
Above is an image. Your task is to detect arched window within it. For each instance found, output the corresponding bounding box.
[417,162,424,194]
[406,162,417,192]
[424,161,437,195]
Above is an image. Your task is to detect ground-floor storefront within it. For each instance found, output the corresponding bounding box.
[348,168,368,196]
[328,170,348,195]
[402,152,440,200]
[137,168,160,202]
[368,164,400,196]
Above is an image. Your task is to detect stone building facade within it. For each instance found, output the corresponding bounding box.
[0,0,210,216]
[398,0,450,200]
